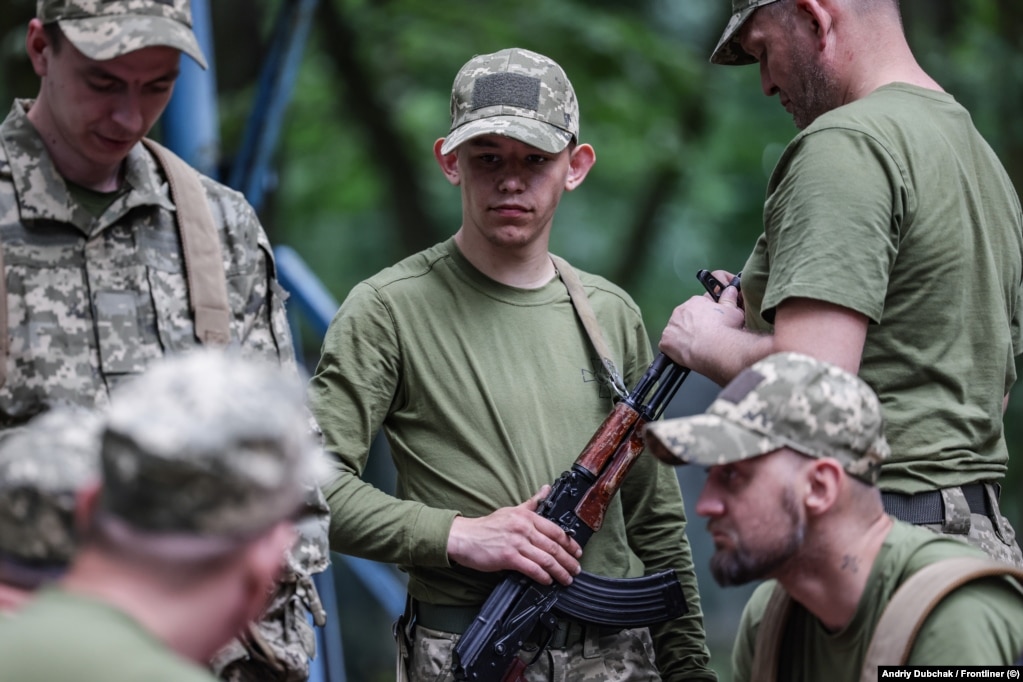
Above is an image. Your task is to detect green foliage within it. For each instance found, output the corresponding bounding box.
[0,1,1020,679]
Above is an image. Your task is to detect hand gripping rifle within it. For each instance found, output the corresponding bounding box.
[451,271,740,682]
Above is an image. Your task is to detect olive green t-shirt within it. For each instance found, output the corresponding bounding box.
[309,237,714,680]
[731,521,1023,682]
[742,83,1023,493]
[0,588,218,681]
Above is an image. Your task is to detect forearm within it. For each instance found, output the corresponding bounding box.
[323,466,457,566]
[687,326,775,387]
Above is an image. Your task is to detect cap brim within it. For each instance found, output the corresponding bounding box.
[440,115,573,155]
[644,414,784,466]
[60,16,208,70]
[709,6,759,66]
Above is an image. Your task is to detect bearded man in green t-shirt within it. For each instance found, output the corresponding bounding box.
[646,352,1023,682]
[658,0,1023,567]
[309,48,715,681]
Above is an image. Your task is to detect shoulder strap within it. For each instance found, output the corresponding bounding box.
[750,582,792,682]
[550,254,627,398]
[859,557,1023,681]
[141,138,231,346]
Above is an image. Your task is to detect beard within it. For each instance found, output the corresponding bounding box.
[789,45,839,130]
[708,487,805,586]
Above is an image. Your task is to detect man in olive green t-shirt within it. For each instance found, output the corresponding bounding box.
[0,352,323,682]
[646,353,1023,681]
[658,0,1022,566]
[309,48,715,681]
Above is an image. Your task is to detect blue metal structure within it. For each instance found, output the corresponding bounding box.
[161,2,406,680]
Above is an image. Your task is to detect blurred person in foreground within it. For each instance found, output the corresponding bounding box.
[0,408,102,614]
[1,0,330,675]
[658,0,1022,565]
[0,350,325,681]
[309,47,715,681]
[645,352,1023,681]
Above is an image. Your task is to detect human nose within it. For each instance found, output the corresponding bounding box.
[110,91,144,134]
[694,482,725,518]
[497,164,526,193]
[759,60,778,97]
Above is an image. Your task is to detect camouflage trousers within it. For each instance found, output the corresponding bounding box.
[211,573,325,681]
[405,624,661,682]
[917,483,1023,568]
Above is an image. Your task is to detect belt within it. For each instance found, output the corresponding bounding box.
[412,599,619,648]
[881,483,993,525]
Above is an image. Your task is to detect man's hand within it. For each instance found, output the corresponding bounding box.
[447,485,583,586]
[659,275,746,382]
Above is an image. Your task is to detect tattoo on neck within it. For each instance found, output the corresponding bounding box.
[841,555,859,573]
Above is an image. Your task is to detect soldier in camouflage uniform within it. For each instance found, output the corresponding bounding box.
[0,350,328,681]
[645,352,1023,681]
[0,1,329,678]
[0,407,102,613]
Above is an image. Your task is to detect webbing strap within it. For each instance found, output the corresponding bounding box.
[859,557,1023,680]
[551,254,627,399]
[750,583,791,682]
[142,138,231,346]
[749,560,1023,682]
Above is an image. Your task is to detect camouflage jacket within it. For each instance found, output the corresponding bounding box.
[0,100,295,425]
[0,100,330,678]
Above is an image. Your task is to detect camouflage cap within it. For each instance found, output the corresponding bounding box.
[0,407,102,566]
[37,0,208,70]
[439,47,579,155]
[98,350,324,538]
[711,0,782,66]
[644,352,890,484]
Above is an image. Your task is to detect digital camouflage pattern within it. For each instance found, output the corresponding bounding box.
[920,484,1023,568]
[0,100,330,678]
[440,47,579,155]
[0,100,295,429]
[410,625,662,681]
[710,0,783,66]
[100,350,324,537]
[645,352,890,485]
[37,0,208,69]
[0,407,101,565]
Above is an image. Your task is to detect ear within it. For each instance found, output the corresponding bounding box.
[25,19,52,78]
[564,143,596,192]
[803,458,842,517]
[434,138,461,187]
[794,0,834,52]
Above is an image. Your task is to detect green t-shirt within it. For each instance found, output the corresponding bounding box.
[0,588,219,681]
[309,238,715,680]
[742,83,1023,494]
[731,521,1023,682]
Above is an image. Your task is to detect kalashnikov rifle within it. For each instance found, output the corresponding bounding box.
[451,270,740,681]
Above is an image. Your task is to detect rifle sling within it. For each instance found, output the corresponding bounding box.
[551,254,627,399]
